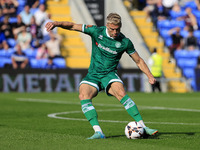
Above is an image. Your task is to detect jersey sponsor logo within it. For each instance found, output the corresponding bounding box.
[97,43,117,54]
[115,42,121,48]
[98,35,103,40]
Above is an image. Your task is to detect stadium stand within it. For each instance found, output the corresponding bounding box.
[46,0,90,68]
[0,0,68,69]
[122,0,200,92]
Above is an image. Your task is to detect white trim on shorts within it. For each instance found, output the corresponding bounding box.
[108,79,123,85]
[79,80,100,91]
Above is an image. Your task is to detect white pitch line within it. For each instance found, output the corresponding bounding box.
[47,110,200,126]
[16,98,200,126]
[17,98,200,112]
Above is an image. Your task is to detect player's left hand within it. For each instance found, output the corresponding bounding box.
[149,76,156,85]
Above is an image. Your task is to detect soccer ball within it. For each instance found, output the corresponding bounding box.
[125,121,144,139]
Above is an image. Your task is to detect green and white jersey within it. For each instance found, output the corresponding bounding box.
[82,25,136,75]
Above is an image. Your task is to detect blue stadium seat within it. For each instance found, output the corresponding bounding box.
[187,49,200,58]
[170,20,185,29]
[180,30,188,38]
[165,37,172,47]
[176,58,186,69]
[17,0,26,14]
[184,58,197,68]
[0,51,6,57]
[159,29,170,39]
[17,0,26,6]
[30,59,40,68]
[53,58,66,68]
[30,8,39,15]
[182,68,195,78]
[197,20,200,31]
[0,16,4,22]
[174,50,188,59]
[7,38,16,48]
[9,17,17,23]
[157,20,172,30]
[169,10,186,20]
[30,58,48,68]
[157,20,185,31]
[193,10,200,20]
[40,0,46,4]
[0,49,15,58]
[183,1,197,10]
[0,57,12,68]
[0,57,5,68]
[39,58,48,68]
[193,30,200,40]
[23,48,37,59]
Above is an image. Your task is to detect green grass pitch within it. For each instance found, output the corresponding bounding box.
[0,92,200,150]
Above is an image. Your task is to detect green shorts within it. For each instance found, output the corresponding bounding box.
[79,71,123,96]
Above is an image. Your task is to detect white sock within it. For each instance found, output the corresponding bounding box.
[93,125,103,133]
[138,120,146,128]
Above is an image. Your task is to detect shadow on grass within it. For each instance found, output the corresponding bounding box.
[106,135,125,138]
[106,132,196,139]
[158,132,196,136]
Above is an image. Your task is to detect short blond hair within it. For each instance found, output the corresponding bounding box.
[106,13,121,26]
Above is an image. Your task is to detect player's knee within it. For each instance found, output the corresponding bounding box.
[79,92,93,100]
[79,93,85,100]
[118,90,126,98]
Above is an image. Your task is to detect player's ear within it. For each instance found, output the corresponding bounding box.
[106,23,109,29]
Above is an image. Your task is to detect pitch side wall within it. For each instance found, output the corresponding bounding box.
[0,69,144,93]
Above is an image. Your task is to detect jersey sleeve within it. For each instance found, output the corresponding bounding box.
[126,39,136,55]
[82,24,97,36]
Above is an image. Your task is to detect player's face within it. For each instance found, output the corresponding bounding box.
[106,23,121,39]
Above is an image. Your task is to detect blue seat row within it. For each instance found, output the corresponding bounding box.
[30,58,66,69]
[176,58,197,69]
[157,20,185,30]
[0,57,12,68]
[174,49,200,59]
[174,49,200,84]
[0,48,66,69]
[182,68,195,79]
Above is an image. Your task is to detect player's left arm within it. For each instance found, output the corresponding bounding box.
[130,52,156,85]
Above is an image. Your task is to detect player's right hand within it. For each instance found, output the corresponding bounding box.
[45,22,56,32]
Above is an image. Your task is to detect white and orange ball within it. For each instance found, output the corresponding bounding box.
[125,121,144,139]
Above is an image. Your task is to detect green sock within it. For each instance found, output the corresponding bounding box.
[120,95,143,122]
[80,99,99,126]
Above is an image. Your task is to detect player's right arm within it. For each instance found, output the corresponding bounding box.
[45,21,83,32]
